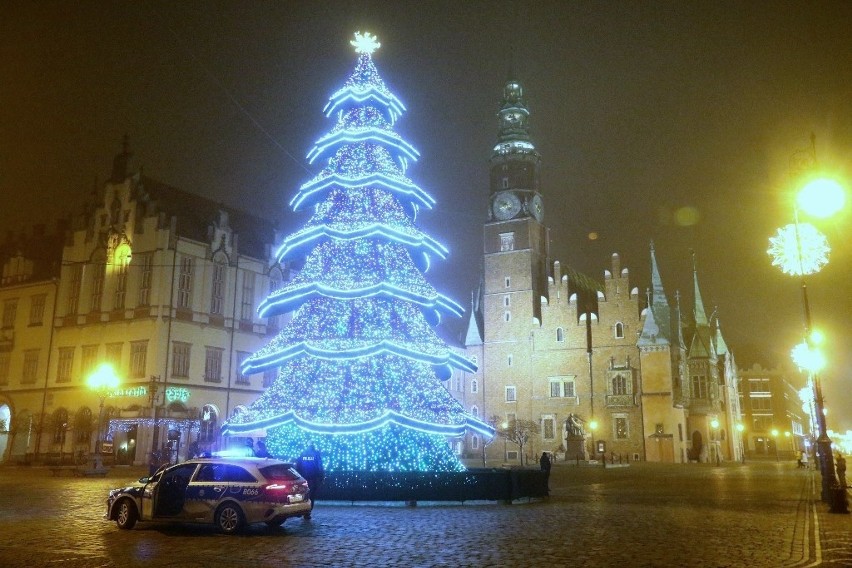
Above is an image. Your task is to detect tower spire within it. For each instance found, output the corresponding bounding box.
[692,250,708,327]
[638,241,672,347]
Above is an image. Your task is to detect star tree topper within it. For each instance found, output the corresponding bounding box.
[351,31,381,54]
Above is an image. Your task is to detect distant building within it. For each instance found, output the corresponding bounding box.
[451,79,743,465]
[0,140,288,466]
[738,363,808,461]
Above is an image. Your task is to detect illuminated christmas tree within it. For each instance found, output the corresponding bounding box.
[223,32,493,471]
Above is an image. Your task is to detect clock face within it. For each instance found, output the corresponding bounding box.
[530,194,543,222]
[493,192,521,220]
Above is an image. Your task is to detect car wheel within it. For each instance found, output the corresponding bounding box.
[115,499,138,530]
[215,503,245,534]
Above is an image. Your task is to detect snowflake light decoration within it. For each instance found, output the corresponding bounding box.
[351,31,381,54]
[767,222,830,276]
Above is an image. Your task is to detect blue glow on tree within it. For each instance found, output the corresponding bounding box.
[223,32,494,471]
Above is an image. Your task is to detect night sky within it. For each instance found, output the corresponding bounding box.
[2,2,851,432]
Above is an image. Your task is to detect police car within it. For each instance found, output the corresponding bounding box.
[104,456,311,534]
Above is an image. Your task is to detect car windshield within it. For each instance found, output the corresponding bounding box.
[258,464,302,481]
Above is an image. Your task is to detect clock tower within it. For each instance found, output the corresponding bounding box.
[483,78,549,333]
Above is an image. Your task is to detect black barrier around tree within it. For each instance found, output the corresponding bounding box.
[318,468,549,502]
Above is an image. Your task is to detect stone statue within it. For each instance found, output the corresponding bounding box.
[566,414,585,440]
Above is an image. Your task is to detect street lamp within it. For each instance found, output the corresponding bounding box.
[767,137,847,513]
[710,418,720,466]
[87,363,120,473]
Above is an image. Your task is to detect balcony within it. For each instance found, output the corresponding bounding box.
[605,394,636,407]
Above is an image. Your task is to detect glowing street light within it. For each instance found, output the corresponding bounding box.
[710,419,720,465]
[87,363,120,474]
[767,137,847,512]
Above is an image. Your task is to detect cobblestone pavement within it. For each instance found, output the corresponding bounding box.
[0,460,849,567]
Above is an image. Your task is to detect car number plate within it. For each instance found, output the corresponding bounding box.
[289,494,304,503]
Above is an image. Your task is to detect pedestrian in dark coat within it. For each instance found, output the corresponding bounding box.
[296,443,325,518]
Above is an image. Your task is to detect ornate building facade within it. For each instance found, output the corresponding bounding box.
[0,142,287,466]
[451,80,743,466]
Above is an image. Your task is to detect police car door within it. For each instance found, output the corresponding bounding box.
[151,463,197,518]
[184,462,228,521]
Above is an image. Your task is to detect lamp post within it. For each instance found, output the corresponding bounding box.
[710,418,721,466]
[589,419,599,461]
[767,138,847,513]
[771,429,780,462]
[87,363,120,474]
[736,423,745,463]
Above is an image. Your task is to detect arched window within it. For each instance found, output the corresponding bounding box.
[471,405,479,418]
[471,379,478,394]
[615,322,624,339]
[199,404,219,445]
[612,374,628,396]
[52,408,69,445]
[556,327,564,342]
[73,407,93,444]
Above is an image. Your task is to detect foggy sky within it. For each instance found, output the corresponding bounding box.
[2,1,851,431]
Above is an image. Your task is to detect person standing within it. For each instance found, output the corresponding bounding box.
[836,453,847,488]
[296,442,325,519]
[255,440,271,458]
[539,451,552,494]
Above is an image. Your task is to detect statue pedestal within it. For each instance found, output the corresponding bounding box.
[565,439,588,461]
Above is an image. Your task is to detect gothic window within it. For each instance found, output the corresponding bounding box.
[470,405,479,418]
[504,295,510,307]
[471,436,479,450]
[612,374,628,396]
[614,322,624,339]
[504,277,510,288]
[691,375,708,399]
[556,327,564,342]
[504,311,511,322]
[471,379,478,394]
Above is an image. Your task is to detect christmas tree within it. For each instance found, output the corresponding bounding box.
[223,32,493,472]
